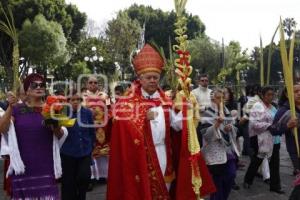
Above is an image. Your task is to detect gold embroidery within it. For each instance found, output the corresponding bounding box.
[164,171,175,183]
[135,175,140,182]
[96,128,106,144]
[115,92,171,200]
[134,139,140,146]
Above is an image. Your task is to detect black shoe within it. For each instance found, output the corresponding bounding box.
[87,182,94,192]
[264,179,270,184]
[255,173,263,178]
[270,189,285,194]
[232,184,240,190]
[97,178,107,184]
[293,169,300,176]
[243,182,250,189]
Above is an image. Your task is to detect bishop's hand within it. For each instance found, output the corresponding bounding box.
[147,110,158,120]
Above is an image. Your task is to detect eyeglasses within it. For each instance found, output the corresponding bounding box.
[29,82,46,89]
[88,81,98,84]
[70,98,82,102]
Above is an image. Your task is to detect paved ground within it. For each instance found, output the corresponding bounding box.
[229,139,294,200]
[0,139,296,200]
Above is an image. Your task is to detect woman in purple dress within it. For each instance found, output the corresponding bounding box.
[1,73,64,199]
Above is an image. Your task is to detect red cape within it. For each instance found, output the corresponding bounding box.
[107,83,215,200]
[171,99,216,199]
[107,83,173,200]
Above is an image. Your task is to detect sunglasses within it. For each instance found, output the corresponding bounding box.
[69,98,82,102]
[88,81,98,84]
[29,82,46,89]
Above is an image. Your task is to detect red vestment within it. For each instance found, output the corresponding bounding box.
[107,84,174,200]
[172,97,216,199]
[107,83,216,200]
[83,91,110,157]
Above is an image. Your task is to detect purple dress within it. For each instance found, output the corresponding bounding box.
[11,103,59,199]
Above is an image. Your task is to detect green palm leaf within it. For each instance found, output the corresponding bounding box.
[260,36,264,86]
[0,6,20,92]
[266,25,279,85]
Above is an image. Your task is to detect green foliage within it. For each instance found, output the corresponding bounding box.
[19,14,69,73]
[65,4,87,44]
[0,0,86,81]
[125,4,205,56]
[188,36,222,81]
[0,5,19,91]
[0,0,86,42]
[217,41,254,84]
[105,12,142,75]
[266,25,279,85]
[69,61,91,81]
[283,18,297,39]
[71,37,113,76]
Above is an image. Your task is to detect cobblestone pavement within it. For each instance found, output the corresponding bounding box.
[0,139,296,200]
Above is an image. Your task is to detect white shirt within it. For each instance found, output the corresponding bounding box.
[141,88,182,176]
[191,86,212,111]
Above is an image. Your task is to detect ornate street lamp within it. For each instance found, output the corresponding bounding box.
[84,46,104,74]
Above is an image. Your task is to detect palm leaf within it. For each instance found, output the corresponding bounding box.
[0,7,17,41]
[266,25,279,85]
[260,36,264,86]
[174,0,188,16]
[0,20,15,37]
[0,6,20,92]
[279,18,299,157]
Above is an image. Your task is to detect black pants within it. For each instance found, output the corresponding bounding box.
[241,122,251,156]
[290,185,300,200]
[244,138,281,190]
[270,143,281,190]
[61,154,91,200]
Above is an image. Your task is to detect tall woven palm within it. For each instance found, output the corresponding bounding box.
[0,7,20,92]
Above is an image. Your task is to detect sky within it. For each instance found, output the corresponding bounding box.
[66,0,300,50]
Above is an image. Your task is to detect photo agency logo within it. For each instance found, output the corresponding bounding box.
[47,74,265,126]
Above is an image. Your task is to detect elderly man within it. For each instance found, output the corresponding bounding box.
[192,74,212,113]
[82,76,110,188]
[192,74,212,147]
[107,44,215,200]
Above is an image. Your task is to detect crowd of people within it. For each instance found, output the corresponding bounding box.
[1,44,300,200]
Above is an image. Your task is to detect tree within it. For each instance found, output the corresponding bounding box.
[65,3,87,43]
[69,61,91,81]
[0,0,86,42]
[124,4,205,55]
[0,6,19,91]
[0,0,86,81]
[19,14,69,75]
[249,37,300,86]
[105,12,141,77]
[283,17,297,40]
[63,36,113,80]
[217,41,254,85]
[188,36,222,82]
